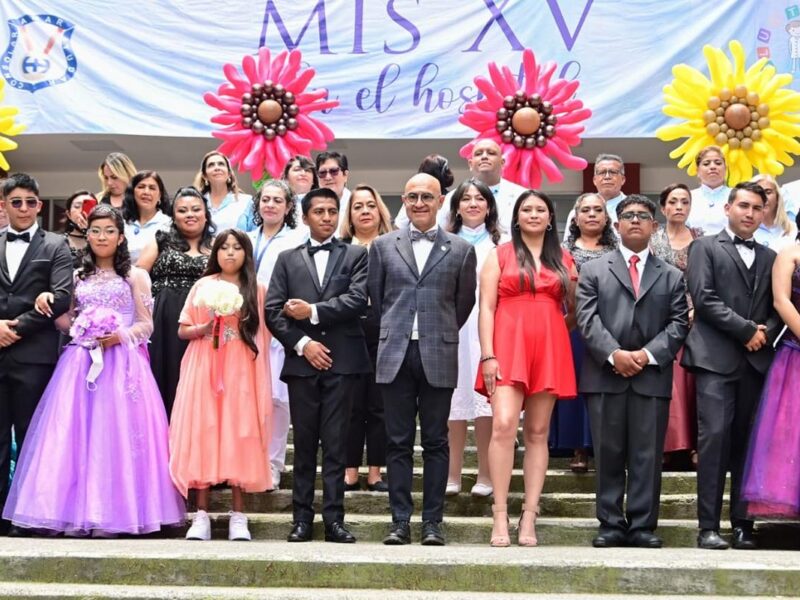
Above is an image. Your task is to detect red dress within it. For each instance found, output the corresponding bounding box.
[475,242,577,400]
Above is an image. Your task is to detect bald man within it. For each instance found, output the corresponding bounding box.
[396,140,526,232]
[369,173,477,546]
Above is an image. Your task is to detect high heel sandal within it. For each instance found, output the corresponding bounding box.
[518,504,539,547]
[490,504,510,547]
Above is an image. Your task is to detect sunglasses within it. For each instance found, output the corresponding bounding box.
[8,198,39,209]
[317,168,341,178]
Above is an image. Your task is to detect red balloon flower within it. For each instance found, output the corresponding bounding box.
[204,48,339,180]
[459,48,592,188]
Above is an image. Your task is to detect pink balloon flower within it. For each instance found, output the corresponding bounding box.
[459,48,592,189]
[204,48,339,180]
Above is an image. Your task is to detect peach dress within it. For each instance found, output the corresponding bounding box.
[169,275,272,496]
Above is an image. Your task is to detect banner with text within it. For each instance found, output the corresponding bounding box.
[0,0,794,138]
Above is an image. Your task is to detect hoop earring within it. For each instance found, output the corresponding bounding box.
[513,223,520,230]
[546,223,553,231]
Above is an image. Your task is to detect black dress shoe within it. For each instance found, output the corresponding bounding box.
[626,530,663,548]
[697,529,729,550]
[344,480,361,492]
[7,525,32,538]
[420,520,446,546]
[383,520,411,545]
[366,480,389,492]
[287,521,313,542]
[592,529,626,548]
[731,527,757,550]
[324,521,356,543]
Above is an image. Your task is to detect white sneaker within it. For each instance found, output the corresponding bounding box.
[445,481,461,496]
[270,465,282,491]
[228,511,251,541]
[470,482,494,497]
[186,509,211,541]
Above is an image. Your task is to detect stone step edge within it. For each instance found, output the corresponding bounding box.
[0,582,778,600]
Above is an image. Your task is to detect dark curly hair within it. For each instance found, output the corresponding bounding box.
[565,193,617,249]
[446,178,502,244]
[203,229,260,357]
[251,179,297,229]
[163,186,216,253]
[79,205,131,280]
[122,170,170,222]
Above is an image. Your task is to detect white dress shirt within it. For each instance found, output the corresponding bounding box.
[687,184,731,235]
[5,223,38,281]
[724,226,755,268]
[608,244,656,366]
[293,235,335,355]
[409,224,437,340]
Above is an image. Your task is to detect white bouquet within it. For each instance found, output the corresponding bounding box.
[193,279,243,348]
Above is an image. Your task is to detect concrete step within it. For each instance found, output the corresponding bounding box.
[287,424,517,448]
[0,582,779,599]
[1,539,799,595]
[204,489,716,520]
[183,513,800,549]
[270,468,716,495]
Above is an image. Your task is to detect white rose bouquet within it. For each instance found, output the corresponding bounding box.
[193,279,244,349]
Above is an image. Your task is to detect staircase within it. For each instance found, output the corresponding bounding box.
[0,425,798,599]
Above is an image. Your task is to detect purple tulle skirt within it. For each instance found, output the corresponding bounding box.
[2,344,186,534]
[741,340,800,519]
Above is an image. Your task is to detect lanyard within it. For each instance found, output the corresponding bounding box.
[254,227,279,273]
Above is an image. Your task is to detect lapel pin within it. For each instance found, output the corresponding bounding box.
[441,245,447,252]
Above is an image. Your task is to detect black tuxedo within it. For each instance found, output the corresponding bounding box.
[265,238,370,525]
[682,230,781,531]
[0,228,73,516]
[577,249,688,535]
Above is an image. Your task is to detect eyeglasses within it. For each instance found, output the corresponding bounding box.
[595,169,622,178]
[618,211,653,222]
[403,192,438,204]
[8,198,39,209]
[87,226,119,238]
[317,168,341,178]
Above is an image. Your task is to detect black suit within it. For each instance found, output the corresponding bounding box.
[265,238,371,525]
[0,228,73,516]
[682,231,781,531]
[577,249,688,535]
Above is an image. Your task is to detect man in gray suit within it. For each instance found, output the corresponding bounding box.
[368,173,476,546]
[577,195,689,549]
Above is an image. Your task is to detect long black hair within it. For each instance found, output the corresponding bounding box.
[203,229,260,357]
[165,186,216,252]
[510,190,569,294]
[79,205,131,280]
[122,170,170,222]
[62,189,96,234]
[446,178,502,244]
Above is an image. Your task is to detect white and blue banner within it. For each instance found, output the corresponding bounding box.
[0,1,794,138]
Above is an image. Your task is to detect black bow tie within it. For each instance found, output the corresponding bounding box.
[733,235,755,250]
[410,229,437,242]
[6,231,30,243]
[308,242,334,255]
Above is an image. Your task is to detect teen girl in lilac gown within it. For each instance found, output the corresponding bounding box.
[2,206,184,535]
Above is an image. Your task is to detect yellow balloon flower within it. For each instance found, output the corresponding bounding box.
[0,78,25,172]
[657,40,800,185]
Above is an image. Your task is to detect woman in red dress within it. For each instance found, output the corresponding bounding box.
[477,190,577,547]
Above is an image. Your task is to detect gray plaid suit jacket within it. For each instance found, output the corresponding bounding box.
[368,227,477,388]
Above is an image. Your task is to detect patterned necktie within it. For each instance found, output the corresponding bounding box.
[6,231,30,243]
[410,229,436,242]
[628,255,640,297]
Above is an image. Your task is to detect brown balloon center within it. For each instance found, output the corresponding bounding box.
[257,99,283,125]
[724,104,751,131]
[511,107,541,136]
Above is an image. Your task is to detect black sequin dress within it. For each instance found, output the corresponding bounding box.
[149,232,208,417]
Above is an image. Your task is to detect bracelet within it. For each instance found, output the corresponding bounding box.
[479,355,496,363]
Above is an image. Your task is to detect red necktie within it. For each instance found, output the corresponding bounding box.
[628,255,640,298]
